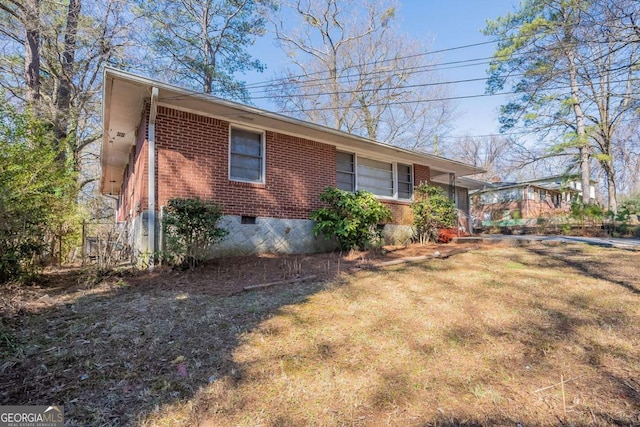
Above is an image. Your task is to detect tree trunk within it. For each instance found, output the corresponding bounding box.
[24,0,41,106]
[564,16,591,204]
[55,0,81,160]
[605,162,618,213]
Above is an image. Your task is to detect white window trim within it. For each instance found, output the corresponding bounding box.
[228,125,266,184]
[340,151,414,201]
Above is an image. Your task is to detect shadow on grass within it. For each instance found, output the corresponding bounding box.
[0,270,331,425]
[2,244,640,426]
[524,244,640,295]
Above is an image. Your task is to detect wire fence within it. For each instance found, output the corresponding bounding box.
[81,221,132,269]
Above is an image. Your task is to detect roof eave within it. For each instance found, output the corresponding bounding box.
[100,67,485,194]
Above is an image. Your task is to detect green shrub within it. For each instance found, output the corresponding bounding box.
[620,194,640,214]
[570,201,604,228]
[162,198,228,269]
[411,184,457,244]
[310,187,392,251]
[0,100,77,284]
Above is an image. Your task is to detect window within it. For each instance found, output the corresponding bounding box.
[229,127,264,182]
[336,152,413,200]
[527,187,535,200]
[336,152,355,191]
[357,157,394,197]
[397,163,413,199]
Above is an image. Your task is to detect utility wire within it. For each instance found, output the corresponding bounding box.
[243,30,636,90]
[274,77,640,113]
[157,31,638,102]
[243,40,500,89]
[243,56,497,92]
[247,66,639,100]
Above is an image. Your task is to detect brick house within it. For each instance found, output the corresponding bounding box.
[470,176,596,227]
[100,68,484,256]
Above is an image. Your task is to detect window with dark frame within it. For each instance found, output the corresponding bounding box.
[230,128,263,182]
[336,151,355,191]
[397,163,413,199]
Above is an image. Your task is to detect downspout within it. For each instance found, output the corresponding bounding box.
[148,87,159,269]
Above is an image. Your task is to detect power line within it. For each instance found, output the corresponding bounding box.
[443,115,640,141]
[249,75,503,100]
[243,29,635,91]
[246,64,640,100]
[243,39,500,89]
[155,31,638,103]
[243,56,497,93]
[274,77,640,113]
[245,52,636,98]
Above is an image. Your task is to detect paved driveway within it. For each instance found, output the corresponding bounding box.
[459,234,640,251]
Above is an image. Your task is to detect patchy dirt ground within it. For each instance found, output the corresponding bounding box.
[124,242,469,295]
[1,241,639,426]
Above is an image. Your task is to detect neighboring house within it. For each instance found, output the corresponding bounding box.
[470,176,596,227]
[100,68,484,256]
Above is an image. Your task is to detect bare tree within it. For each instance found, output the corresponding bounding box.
[1,0,139,189]
[268,0,454,150]
[609,119,640,196]
[446,135,514,181]
[0,0,41,106]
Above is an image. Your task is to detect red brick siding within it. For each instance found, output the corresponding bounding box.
[120,106,434,226]
[117,114,148,222]
[382,200,413,226]
[154,106,336,219]
[471,190,572,221]
[414,164,430,186]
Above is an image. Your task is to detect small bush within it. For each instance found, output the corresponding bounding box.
[411,184,457,244]
[570,201,605,229]
[310,187,392,251]
[162,198,228,269]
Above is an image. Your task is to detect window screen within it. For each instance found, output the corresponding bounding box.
[357,157,393,197]
[230,128,263,182]
[336,152,355,191]
[397,163,413,199]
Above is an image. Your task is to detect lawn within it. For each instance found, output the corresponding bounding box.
[1,242,639,426]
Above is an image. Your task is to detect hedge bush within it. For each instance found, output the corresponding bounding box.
[311,187,392,251]
[162,198,228,269]
[411,184,457,244]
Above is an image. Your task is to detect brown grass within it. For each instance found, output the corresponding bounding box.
[1,242,640,426]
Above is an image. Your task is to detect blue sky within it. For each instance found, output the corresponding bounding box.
[243,0,518,139]
[400,0,518,137]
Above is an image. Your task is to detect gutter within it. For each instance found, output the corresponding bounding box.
[148,87,159,269]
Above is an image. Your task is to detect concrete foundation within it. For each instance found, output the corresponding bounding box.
[129,212,416,257]
[382,224,415,246]
[209,215,336,256]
